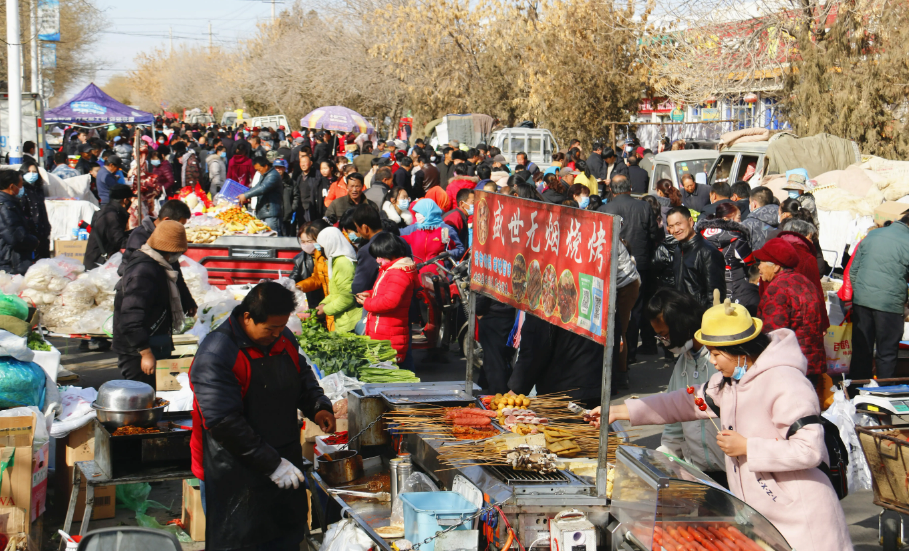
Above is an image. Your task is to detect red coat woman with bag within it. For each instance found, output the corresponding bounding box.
[356,233,419,362]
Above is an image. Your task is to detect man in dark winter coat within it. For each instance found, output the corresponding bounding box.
[740,186,779,250]
[313,131,333,166]
[83,185,134,269]
[0,171,38,275]
[275,159,299,236]
[239,156,284,235]
[697,182,734,218]
[536,326,604,409]
[586,143,609,181]
[113,221,194,387]
[602,148,629,181]
[598,175,662,359]
[189,282,334,550]
[297,151,329,222]
[626,156,649,194]
[679,173,712,212]
[476,295,516,394]
[667,206,726,307]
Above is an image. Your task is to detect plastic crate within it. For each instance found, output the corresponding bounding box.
[399,492,477,551]
[218,179,249,203]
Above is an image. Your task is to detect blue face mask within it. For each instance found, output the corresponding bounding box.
[314,243,322,251]
[731,356,747,381]
[23,173,38,184]
[578,196,590,209]
[16,186,25,198]
[348,232,361,243]
[151,160,161,167]
[467,204,474,215]
[220,152,226,159]
[788,190,800,199]
[397,198,410,209]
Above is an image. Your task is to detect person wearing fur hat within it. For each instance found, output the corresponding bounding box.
[591,299,853,551]
[113,220,191,387]
[754,237,827,378]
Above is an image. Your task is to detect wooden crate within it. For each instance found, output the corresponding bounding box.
[857,425,909,514]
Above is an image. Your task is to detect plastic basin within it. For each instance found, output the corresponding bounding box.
[399,491,478,551]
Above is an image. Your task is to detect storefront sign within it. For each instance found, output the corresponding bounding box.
[701,108,720,121]
[638,98,675,114]
[470,191,618,344]
[670,108,685,122]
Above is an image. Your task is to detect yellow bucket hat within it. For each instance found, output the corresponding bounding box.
[694,290,763,347]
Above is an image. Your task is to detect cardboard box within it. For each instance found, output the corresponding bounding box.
[0,416,39,533]
[181,479,206,541]
[54,240,87,263]
[61,423,115,520]
[874,201,909,226]
[64,469,116,521]
[156,357,195,391]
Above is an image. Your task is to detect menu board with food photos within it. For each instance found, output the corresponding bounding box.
[470,190,619,345]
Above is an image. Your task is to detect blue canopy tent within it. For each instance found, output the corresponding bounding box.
[45,83,154,127]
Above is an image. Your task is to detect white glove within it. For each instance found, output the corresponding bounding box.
[269,458,305,490]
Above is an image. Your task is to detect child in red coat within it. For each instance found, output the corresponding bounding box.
[356,233,419,363]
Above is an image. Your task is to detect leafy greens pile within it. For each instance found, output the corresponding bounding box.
[27,332,51,352]
[296,313,419,383]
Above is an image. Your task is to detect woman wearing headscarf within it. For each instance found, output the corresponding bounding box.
[400,199,465,276]
[311,227,361,333]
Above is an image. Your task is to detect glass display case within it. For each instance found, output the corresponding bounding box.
[611,446,792,551]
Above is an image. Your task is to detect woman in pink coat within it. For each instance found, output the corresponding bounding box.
[593,300,852,551]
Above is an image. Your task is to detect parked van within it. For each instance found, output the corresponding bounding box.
[707,141,770,187]
[427,114,495,150]
[249,115,289,130]
[489,128,559,171]
[648,150,719,193]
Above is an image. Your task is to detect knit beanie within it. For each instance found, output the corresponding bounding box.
[147,220,188,253]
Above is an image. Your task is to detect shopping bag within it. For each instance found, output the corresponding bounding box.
[824,322,852,375]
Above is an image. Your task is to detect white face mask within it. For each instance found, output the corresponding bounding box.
[668,339,694,355]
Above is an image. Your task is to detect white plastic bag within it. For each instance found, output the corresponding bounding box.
[0,272,23,296]
[157,373,194,412]
[318,372,364,403]
[179,255,211,306]
[0,330,35,362]
[318,519,375,551]
[823,389,873,492]
[51,386,99,438]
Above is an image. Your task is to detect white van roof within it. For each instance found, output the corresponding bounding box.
[653,150,719,163]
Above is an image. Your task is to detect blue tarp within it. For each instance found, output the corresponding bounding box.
[45,83,154,125]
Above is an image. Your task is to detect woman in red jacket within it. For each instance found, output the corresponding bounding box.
[227,142,255,186]
[356,233,419,364]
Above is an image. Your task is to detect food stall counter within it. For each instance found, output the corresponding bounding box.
[183,235,300,287]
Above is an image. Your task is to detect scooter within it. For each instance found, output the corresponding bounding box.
[412,251,482,366]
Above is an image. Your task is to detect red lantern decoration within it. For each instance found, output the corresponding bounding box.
[743,93,759,103]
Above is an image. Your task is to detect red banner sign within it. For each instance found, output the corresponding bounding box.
[470,191,619,344]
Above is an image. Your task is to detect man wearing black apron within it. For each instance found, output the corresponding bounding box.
[190,282,335,550]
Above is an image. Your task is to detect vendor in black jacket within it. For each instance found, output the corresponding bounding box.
[112,221,192,387]
[83,185,134,269]
[189,282,334,550]
[476,295,516,394]
[0,171,38,275]
[666,205,727,308]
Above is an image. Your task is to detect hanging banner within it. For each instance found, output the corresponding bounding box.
[470,191,618,344]
[37,0,60,42]
[40,43,56,69]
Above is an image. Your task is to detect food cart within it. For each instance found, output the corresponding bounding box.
[183,235,300,287]
[308,192,797,550]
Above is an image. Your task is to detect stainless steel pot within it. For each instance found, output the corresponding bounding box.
[317,450,364,486]
[95,380,155,411]
[92,403,167,430]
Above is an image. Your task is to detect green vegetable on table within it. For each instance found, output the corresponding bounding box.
[296,314,418,382]
[27,332,51,352]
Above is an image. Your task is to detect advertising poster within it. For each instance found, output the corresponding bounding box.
[469,190,618,344]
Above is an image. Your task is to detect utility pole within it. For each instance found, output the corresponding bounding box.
[7,0,23,164]
[29,0,37,94]
[271,0,276,23]
[169,26,173,54]
[208,22,213,54]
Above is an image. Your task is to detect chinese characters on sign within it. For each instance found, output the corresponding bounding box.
[470,191,618,344]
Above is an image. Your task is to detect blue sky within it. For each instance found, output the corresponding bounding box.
[68,0,278,96]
